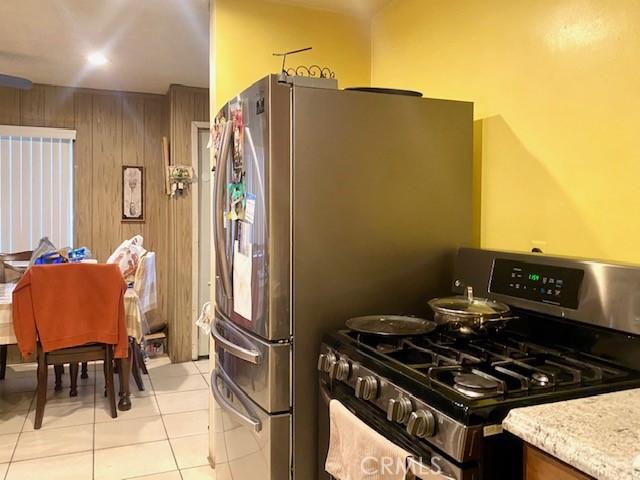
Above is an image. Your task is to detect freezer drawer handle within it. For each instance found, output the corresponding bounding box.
[212,317,262,365]
[211,368,263,433]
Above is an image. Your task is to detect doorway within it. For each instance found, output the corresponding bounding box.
[191,121,211,359]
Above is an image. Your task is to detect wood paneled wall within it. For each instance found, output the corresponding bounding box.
[0,83,208,363]
[0,84,171,343]
[168,85,209,362]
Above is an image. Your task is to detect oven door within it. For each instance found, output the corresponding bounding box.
[318,378,480,480]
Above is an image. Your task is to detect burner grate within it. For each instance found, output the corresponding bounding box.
[428,366,507,399]
[342,328,633,401]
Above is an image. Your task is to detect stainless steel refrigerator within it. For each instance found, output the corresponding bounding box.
[210,74,473,480]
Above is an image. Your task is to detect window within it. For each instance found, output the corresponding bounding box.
[0,125,76,252]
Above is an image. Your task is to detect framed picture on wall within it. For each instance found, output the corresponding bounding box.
[122,166,145,222]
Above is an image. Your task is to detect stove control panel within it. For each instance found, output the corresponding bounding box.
[317,352,337,373]
[355,375,379,401]
[407,410,436,438]
[318,345,483,463]
[387,397,412,423]
[490,258,584,309]
[331,358,351,381]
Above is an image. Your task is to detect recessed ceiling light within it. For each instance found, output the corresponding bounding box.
[87,52,108,66]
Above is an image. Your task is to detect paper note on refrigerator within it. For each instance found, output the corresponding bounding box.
[244,192,256,224]
[233,240,253,321]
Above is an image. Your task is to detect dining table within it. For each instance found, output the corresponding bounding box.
[0,281,145,410]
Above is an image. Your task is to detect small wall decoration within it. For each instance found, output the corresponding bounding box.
[168,165,194,196]
[122,166,145,222]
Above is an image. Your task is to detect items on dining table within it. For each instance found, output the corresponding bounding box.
[33,247,94,265]
[67,247,94,262]
[29,236,95,265]
[29,237,57,265]
[107,234,147,282]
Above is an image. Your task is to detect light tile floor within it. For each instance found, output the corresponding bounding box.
[0,356,217,479]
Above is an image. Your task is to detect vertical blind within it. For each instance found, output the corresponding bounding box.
[0,125,76,253]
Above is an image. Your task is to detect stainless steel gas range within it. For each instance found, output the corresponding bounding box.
[318,248,640,479]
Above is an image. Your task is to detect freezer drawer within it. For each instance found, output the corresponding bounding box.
[213,308,291,413]
[212,366,291,480]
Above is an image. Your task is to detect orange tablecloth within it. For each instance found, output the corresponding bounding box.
[1,283,143,346]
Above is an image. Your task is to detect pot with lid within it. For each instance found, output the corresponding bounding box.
[428,286,515,334]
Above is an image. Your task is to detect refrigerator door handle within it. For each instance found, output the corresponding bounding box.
[214,121,233,299]
[211,367,263,432]
[212,315,262,365]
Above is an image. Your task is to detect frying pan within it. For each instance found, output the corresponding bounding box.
[346,315,437,336]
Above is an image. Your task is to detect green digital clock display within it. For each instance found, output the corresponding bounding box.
[528,273,541,281]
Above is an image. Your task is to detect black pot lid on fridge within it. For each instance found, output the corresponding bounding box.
[345,87,423,97]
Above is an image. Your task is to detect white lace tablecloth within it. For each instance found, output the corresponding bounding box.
[0,283,16,345]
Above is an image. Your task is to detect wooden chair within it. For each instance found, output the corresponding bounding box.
[35,343,117,429]
[130,337,148,391]
[0,250,32,380]
[127,252,159,391]
[0,250,32,283]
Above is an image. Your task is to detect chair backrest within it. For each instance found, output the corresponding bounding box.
[0,250,33,283]
[133,252,157,312]
[133,252,163,334]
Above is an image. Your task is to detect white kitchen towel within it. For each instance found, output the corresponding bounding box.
[325,400,411,480]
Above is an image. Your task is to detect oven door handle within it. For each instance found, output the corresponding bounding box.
[212,314,262,365]
[211,367,262,433]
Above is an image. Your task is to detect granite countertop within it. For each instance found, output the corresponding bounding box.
[503,389,640,480]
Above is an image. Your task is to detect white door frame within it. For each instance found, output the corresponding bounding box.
[191,121,210,360]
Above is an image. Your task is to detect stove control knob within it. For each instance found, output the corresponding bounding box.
[355,376,378,401]
[317,352,337,373]
[387,397,412,423]
[406,410,436,438]
[330,358,351,381]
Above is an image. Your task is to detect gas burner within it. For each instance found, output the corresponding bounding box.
[428,366,507,399]
[453,373,501,398]
[534,365,564,384]
[376,343,400,354]
[493,358,583,389]
[349,331,404,353]
[531,371,551,386]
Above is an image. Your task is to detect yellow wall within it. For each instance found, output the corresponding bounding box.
[372,0,640,263]
[214,0,371,110]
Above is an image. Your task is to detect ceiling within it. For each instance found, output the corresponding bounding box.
[272,0,391,17]
[0,0,209,94]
